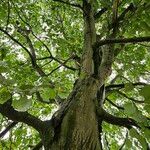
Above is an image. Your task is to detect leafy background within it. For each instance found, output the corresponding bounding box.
[0,0,150,149]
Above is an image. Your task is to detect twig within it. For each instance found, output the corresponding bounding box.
[11,1,77,73]
[5,0,11,30]
[117,91,144,104]
[47,56,76,76]
[24,34,47,76]
[138,43,150,48]
[32,141,43,150]
[0,27,32,58]
[31,32,52,56]
[52,56,77,71]
[0,122,18,138]
[94,7,107,20]
[119,131,128,150]
[118,3,136,22]
[106,98,124,110]
[35,91,55,104]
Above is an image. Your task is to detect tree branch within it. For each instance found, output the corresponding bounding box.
[52,56,77,71]
[95,36,150,47]
[118,3,136,22]
[5,0,11,30]
[94,7,107,20]
[24,34,46,77]
[117,91,144,104]
[0,122,18,138]
[109,3,136,30]
[106,82,146,91]
[105,98,124,110]
[98,108,138,129]
[32,141,43,150]
[0,102,44,132]
[0,27,48,77]
[36,91,55,104]
[119,131,128,150]
[0,27,32,58]
[53,0,82,9]
[47,55,76,76]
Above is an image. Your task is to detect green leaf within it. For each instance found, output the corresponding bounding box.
[130,128,139,138]
[125,139,132,148]
[0,48,8,60]
[0,87,11,104]
[0,62,8,73]
[19,84,34,90]
[124,83,134,92]
[144,104,150,113]
[132,0,139,6]
[125,103,147,125]
[12,96,32,112]
[132,112,148,125]
[0,8,6,20]
[130,128,147,149]
[141,21,150,31]
[124,102,137,116]
[19,84,35,95]
[41,88,56,100]
[139,85,150,103]
[142,128,150,140]
[49,88,56,99]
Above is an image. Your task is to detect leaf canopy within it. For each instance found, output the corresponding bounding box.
[0,0,150,149]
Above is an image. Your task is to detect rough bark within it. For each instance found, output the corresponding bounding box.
[47,77,102,150]
[40,1,107,149]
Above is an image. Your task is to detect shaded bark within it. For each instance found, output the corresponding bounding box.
[44,77,102,150]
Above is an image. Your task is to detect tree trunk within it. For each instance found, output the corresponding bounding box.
[43,77,102,150]
[43,2,103,149]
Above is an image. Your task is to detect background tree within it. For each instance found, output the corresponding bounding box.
[0,0,150,149]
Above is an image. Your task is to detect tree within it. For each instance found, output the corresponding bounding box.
[0,0,150,149]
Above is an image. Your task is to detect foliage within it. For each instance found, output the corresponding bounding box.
[0,0,150,149]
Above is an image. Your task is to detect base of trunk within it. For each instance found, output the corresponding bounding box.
[48,78,102,150]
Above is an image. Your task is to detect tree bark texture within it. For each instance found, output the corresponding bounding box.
[48,77,102,150]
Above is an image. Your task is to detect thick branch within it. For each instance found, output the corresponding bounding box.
[96,36,150,47]
[0,122,18,138]
[0,102,44,132]
[98,108,138,129]
[106,82,146,91]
